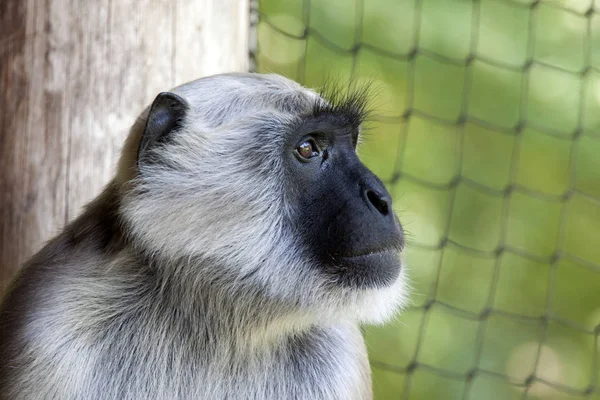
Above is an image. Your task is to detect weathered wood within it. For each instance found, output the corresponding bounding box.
[0,0,250,292]
[175,0,250,81]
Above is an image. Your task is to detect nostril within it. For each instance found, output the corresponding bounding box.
[366,190,390,216]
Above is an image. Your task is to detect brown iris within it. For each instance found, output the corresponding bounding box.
[296,140,319,160]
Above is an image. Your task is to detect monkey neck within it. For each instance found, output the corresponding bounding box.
[70,182,326,353]
[118,238,318,352]
[138,260,321,352]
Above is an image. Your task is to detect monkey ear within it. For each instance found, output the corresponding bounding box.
[137,91,189,166]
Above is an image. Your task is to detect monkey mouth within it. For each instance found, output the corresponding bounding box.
[327,247,403,288]
[337,245,404,260]
[334,234,405,260]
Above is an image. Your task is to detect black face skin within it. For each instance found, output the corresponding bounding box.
[286,111,405,289]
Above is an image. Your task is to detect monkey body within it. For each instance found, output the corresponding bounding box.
[1,189,371,400]
[1,233,369,399]
[0,74,407,399]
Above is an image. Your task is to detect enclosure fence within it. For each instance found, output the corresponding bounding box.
[254,0,600,398]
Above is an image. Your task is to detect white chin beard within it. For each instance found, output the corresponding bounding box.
[351,265,411,325]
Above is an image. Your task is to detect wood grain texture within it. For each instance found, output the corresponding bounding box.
[0,0,250,292]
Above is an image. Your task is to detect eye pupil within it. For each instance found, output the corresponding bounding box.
[297,141,316,159]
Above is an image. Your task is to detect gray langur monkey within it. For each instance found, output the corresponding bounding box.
[0,73,409,400]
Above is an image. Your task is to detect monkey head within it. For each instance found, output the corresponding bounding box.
[117,73,409,327]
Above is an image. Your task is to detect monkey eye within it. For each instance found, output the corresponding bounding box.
[295,139,321,161]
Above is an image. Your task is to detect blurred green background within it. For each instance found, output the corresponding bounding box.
[256,0,600,398]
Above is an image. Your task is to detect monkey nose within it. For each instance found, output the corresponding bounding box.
[364,189,390,216]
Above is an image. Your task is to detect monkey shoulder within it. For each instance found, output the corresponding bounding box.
[0,200,134,399]
[246,323,372,400]
[298,324,372,400]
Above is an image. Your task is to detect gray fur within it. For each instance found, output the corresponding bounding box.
[0,73,408,400]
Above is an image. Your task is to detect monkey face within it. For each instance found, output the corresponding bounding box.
[284,114,404,289]
[121,74,408,324]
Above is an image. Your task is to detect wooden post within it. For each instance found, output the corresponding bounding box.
[0,0,250,292]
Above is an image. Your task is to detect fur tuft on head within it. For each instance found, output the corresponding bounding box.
[311,78,374,130]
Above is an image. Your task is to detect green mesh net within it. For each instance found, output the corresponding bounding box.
[254,0,600,398]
